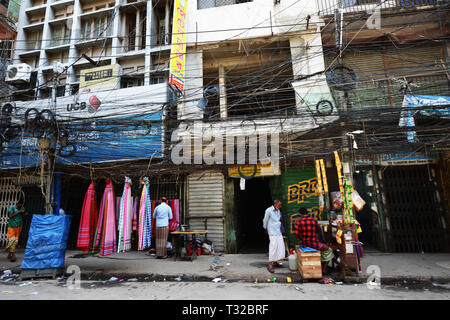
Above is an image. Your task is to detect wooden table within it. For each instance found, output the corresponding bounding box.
[171,230,208,261]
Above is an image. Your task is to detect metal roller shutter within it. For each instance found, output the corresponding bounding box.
[0,178,22,247]
[187,171,225,252]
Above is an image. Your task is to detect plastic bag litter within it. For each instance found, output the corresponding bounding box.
[19,282,32,287]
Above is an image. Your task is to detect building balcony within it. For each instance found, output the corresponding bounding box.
[79,6,114,19]
[50,0,75,9]
[46,39,70,51]
[25,4,47,15]
[317,0,438,17]
[22,21,45,31]
[48,16,72,27]
[74,35,113,49]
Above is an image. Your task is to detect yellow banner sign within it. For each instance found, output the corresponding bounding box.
[80,64,121,91]
[169,0,187,92]
[228,163,278,178]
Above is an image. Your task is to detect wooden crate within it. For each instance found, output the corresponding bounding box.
[295,245,322,279]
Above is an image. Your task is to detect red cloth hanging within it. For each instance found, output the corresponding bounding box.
[77,182,99,252]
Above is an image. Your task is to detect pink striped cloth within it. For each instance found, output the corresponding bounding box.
[118,177,133,252]
[95,179,117,256]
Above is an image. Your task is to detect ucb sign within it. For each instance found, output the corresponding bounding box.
[67,102,87,112]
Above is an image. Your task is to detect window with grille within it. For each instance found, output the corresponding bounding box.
[198,0,253,10]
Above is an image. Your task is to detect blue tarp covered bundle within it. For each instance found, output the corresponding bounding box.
[21,215,72,270]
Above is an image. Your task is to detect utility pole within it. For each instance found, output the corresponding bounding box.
[334,2,354,185]
[43,66,59,214]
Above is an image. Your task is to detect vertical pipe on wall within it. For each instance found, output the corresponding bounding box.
[54,172,61,215]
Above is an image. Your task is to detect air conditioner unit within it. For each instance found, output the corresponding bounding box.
[5,63,32,83]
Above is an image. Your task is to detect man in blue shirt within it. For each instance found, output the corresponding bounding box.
[153,197,173,259]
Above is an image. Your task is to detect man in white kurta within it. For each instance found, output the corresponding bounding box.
[263,199,285,273]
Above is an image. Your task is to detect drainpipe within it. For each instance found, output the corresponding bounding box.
[54,172,61,215]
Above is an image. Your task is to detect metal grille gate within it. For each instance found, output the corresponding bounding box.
[380,165,446,253]
[0,178,22,247]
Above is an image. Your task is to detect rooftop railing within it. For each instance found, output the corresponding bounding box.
[317,0,438,16]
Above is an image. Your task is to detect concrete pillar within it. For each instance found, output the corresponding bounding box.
[164,1,170,45]
[144,1,153,85]
[37,2,53,98]
[111,0,122,65]
[289,27,334,119]
[135,8,141,51]
[219,65,227,118]
[67,0,82,94]
[13,0,31,64]
[179,49,203,120]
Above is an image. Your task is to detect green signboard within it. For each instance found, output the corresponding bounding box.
[277,168,326,250]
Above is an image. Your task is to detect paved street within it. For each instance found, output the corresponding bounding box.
[0,278,449,300]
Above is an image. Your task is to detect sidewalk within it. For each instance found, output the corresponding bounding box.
[2,249,450,283]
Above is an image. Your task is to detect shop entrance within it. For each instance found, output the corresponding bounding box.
[235,178,273,253]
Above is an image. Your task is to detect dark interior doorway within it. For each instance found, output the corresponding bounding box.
[235,178,273,253]
[354,171,377,250]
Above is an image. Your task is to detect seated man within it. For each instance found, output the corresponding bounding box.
[294,207,334,275]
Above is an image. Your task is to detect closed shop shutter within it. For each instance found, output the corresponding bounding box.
[187,171,225,252]
[326,49,391,108]
[325,44,448,109]
[379,165,446,253]
[384,44,443,77]
[0,178,22,247]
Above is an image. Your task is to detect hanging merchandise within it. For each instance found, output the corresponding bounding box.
[132,197,138,231]
[343,178,353,224]
[314,160,323,194]
[138,177,152,250]
[118,177,133,253]
[319,159,328,193]
[94,178,117,256]
[77,182,99,253]
[334,151,344,200]
[169,199,180,232]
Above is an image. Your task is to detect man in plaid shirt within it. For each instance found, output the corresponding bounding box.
[294,207,334,274]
